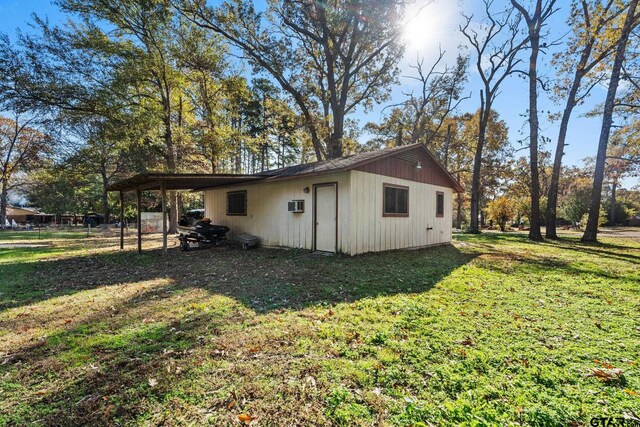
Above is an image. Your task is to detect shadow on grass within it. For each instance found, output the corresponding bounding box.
[0,243,475,313]
[0,243,476,425]
[2,282,211,425]
[456,232,638,281]
[2,232,637,425]
[546,238,640,264]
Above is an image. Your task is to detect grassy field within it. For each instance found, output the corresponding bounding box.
[0,229,638,426]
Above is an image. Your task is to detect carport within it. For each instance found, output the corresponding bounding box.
[107,173,264,255]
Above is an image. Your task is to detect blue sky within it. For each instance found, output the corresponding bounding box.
[0,0,636,188]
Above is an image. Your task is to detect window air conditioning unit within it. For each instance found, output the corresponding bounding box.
[288,200,304,213]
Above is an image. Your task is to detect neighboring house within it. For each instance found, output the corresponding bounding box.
[5,205,54,225]
[204,143,463,255]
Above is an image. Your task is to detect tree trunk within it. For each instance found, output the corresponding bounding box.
[526,27,543,241]
[262,93,268,170]
[582,0,638,242]
[177,192,184,220]
[456,175,463,230]
[0,178,7,230]
[210,145,217,173]
[327,111,344,159]
[169,190,178,234]
[102,184,110,224]
[470,90,488,234]
[100,168,111,224]
[396,125,403,147]
[609,180,617,225]
[546,74,584,238]
[163,97,179,234]
[443,124,452,169]
[545,20,601,239]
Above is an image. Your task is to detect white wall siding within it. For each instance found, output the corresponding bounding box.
[349,170,453,255]
[204,169,453,256]
[204,172,351,252]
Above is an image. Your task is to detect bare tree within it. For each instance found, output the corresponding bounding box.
[461,0,528,233]
[545,0,622,239]
[402,51,470,146]
[370,50,469,149]
[510,0,558,241]
[177,0,406,160]
[583,0,640,241]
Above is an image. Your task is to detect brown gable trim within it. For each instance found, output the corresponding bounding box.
[418,146,465,193]
[351,146,464,193]
[261,144,463,192]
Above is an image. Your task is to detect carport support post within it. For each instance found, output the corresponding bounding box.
[136,187,142,254]
[161,180,167,256]
[119,191,124,250]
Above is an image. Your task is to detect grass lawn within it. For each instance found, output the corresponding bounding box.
[0,229,638,426]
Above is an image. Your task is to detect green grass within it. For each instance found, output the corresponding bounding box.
[0,229,88,241]
[0,231,638,426]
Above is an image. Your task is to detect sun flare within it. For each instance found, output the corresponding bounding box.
[401,2,454,55]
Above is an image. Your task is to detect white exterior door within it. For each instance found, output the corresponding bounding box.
[314,183,337,252]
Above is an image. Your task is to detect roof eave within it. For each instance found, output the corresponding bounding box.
[106,173,266,192]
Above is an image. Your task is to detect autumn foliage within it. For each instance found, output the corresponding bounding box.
[487,196,515,231]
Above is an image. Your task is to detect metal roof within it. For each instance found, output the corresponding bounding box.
[260,144,424,178]
[107,173,265,192]
[260,143,464,192]
[107,144,464,193]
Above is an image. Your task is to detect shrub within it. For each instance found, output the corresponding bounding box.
[487,197,515,232]
[579,210,607,230]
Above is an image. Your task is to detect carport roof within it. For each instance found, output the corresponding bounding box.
[107,173,265,192]
[108,143,464,193]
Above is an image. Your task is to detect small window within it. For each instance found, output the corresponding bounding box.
[383,184,409,216]
[436,192,444,218]
[227,190,247,216]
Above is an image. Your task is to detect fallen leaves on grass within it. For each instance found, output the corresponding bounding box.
[3,232,640,426]
[594,359,615,369]
[237,413,254,423]
[589,367,625,384]
[104,404,116,417]
[459,336,474,346]
[589,360,627,384]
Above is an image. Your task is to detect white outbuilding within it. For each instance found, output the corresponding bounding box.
[204,143,463,255]
[109,143,463,256]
